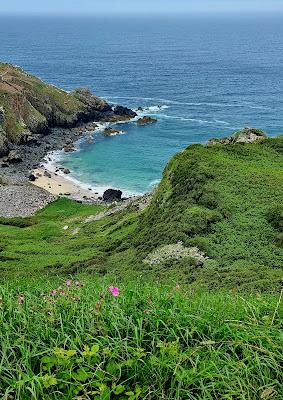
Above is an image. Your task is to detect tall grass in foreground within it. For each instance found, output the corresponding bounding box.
[0,276,282,400]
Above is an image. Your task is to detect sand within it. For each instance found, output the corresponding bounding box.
[31,168,101,202]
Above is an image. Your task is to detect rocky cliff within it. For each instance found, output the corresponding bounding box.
[0,63,136,156]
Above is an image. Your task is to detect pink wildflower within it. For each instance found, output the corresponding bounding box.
[60,290,65,296]
[108,286,120,297]
[51,290,57,297]
[66,279,72,287]
[17,295,25,305]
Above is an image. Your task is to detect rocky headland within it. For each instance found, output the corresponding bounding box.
[0,63,136,175]
[0,63,137,215]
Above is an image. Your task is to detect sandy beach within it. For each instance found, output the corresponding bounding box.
[32,167,101,202]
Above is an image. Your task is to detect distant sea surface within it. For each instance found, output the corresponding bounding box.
[1,15,283,194]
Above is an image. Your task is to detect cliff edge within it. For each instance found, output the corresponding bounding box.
[0,63,136,156]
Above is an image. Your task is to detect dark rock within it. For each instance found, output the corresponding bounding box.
[0,108,5,124]
[113,105,137,119]
[19,134,40,146]
[103,188,123,202]
[64,143,75,153]
[137,116,158,126]
[85,123,98,131]
[28,174,37,182]
[6,150,23,163]
[104,127,120,137]
[86,137,95,144]
[0,131,9,157]
[43,170,52,178]
[63,168,70,174]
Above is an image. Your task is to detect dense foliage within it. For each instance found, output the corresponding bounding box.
[0,137,283,292]
[0,277,282,399]
[133,137,283,291]
[0,136,283,399]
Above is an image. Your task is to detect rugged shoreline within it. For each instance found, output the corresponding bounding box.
[0,63,143,216]
[1,123,102,184]
[0,119,138,217]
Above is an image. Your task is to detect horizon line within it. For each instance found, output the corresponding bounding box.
[1,10,283,17]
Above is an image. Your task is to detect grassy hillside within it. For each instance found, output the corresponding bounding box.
[0,136,282,292]
[0,134,282,398]
[133,136,283,290]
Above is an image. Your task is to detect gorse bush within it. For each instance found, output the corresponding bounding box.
[266,205,283,233]
[0,216,36,228]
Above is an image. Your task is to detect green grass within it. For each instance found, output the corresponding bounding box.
[0,197,139,278]
[0,137,283,292]
[0,136,283,398]
[0,276,282,399]
[133,137,283,291]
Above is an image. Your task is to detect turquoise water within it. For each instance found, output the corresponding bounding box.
[1,15,283,194]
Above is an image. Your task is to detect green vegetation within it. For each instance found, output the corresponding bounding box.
[133,136,283,291]
[0,277,282,399]
[0,197,139,278]
[0,135,283,398]
[0,63,109,150]
[0,137,283,290]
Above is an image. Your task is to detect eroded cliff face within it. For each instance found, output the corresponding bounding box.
[0,63,136,155]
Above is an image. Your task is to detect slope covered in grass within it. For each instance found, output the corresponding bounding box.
[0,198,138,278]
[0,276,282,399]
[0,135,282,291]
[0,134,282,399]
[133,136,283,291]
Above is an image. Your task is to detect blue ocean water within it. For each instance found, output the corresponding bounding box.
[1,15,283,194]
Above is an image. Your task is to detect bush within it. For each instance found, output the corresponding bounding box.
[266,205,283,232]
[0,216,36,227]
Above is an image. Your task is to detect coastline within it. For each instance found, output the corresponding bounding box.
[0,115,143,216]
[31,167,103,203]
[29,109,147,201]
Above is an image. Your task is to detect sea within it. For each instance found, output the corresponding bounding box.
[1,14,283,195]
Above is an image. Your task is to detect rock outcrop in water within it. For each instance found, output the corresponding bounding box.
[137,116,158,125]
[0,63,137,157]
[104,127,121,137]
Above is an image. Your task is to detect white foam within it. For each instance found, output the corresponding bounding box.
[42,148,143,197]
[143,105,169,113]
[106,95,270,110]
[157,114,232,126]
[149,179,161,188]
